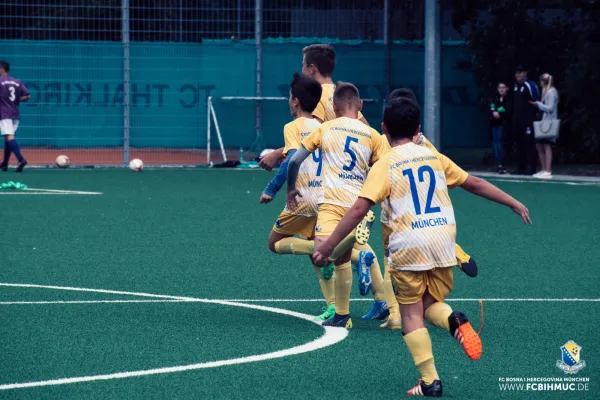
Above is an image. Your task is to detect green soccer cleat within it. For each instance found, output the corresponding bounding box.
[314,303,336,322]
[321,264,334,280]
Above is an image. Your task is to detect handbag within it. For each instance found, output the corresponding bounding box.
[533,119,560,140]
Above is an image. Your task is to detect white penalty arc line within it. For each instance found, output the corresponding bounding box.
[0,282,348,391]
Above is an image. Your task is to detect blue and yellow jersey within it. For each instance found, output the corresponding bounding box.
[282,117,322,216]
[302,116,390,208]
[380,135,468,227]
[312,83,364,122]
[361,143,468,271]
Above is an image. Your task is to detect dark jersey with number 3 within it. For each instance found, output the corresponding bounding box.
[0,76,29,120]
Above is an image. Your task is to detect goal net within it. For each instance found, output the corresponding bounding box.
[207,96,381,166]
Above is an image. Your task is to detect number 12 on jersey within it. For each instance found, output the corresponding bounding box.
[402,165,441,215]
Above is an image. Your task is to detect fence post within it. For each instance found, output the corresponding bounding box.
[383,0,391,104]
[255,0,263,139]
[424,0,441,148]
[122,0,131,164]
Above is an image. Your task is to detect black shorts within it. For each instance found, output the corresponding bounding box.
[535,138,557,145]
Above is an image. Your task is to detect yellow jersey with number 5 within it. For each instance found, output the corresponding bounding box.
[360,143,467,271]
[302,116,389,208]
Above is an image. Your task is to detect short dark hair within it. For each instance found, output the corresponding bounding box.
[388,88,416,102]
[383,98,421,140]
[0,61,9,73]
[333,81,360,112]
[290,72,322,113]
[302,44,336,77]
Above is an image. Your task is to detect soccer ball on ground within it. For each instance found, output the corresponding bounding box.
[55,155,70,168]
[129,158,144,172]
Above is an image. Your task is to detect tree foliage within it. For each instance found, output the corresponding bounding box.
[450,0,600,163]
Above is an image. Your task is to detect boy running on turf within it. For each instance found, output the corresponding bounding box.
[379,88,479,330]
[286,82,390,328]
[260,73,379,322]
[313,98,531,397]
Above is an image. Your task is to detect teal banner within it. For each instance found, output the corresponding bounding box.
[2,40,486,149]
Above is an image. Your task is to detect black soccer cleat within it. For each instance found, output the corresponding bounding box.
[458,256,478,278]
[16,160,27,173]
[407,379,443,397]
[321,313,352,328]
[0,162,7,172]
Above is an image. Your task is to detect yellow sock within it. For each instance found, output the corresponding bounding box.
[424,302,453,332]
[353,243,385,301]
[383,258,400,319]
[334,262,352,315]
[454,243,470,264]
[274,238,314,255]
[315,266,335,305]
[403,328,439,385]
[330,233,356,260]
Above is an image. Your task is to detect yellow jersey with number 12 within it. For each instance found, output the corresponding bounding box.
[312,83,365,122]
[282,117,322,216]
[360,143,468,271]
[302,116,389,208]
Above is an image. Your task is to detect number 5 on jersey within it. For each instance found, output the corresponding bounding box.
[343,136,358,171]
[402,165,441,215]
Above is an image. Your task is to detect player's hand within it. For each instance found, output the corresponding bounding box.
[511,202,532,224]
[492,111,500,119]
[286,188,302,211]
[258,151,280,171]
[413,132,424,145]
[259,193,273,204]
[312,250,331,268]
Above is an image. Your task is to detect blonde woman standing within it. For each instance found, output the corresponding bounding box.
[530,73,559,178]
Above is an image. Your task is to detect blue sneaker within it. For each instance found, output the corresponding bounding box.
[356,250,374,296]
[362,300,389,320]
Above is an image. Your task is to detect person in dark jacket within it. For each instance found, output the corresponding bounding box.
[489,82,510,174]
[512,64,540,175]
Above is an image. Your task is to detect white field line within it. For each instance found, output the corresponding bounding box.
[0,282,348,391]
[0,299,193,305]
[2,298,599,305]
[24,188,103,195]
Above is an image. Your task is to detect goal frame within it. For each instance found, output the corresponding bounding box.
[206,96,380,164]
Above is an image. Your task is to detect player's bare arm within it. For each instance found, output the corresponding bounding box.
[258,147,284,171]
[313,197,373,266]
[285,145,311,210]
[460,175,532,224]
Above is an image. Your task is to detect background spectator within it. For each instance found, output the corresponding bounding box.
[489,82,510,174]
[530,73,559,179]
[512,65,540,175]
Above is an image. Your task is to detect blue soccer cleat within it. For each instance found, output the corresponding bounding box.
[355,250,374,296]
[362,300,389,320]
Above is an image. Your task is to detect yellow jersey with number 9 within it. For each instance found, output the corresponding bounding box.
[360,143,467,271]
[282,117,323,216]
[302,116,389,208]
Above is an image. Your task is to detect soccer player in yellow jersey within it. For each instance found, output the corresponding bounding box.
[286,82,391,328]
[259,72,337,321]
[258,43,369,171]
[313,98,531,397]
[379,88,479,330]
